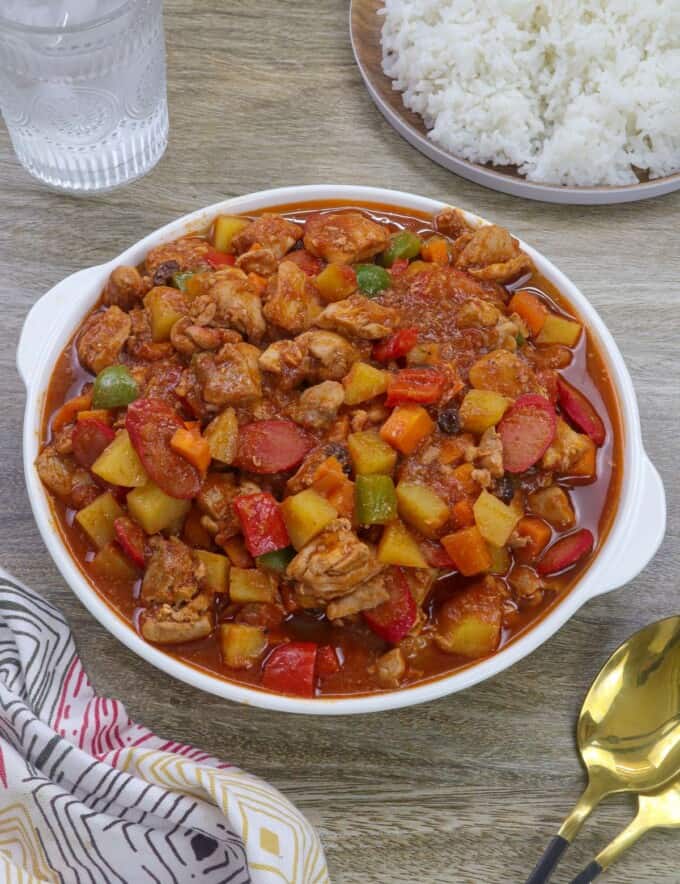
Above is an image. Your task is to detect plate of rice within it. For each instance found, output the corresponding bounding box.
[350,0,680,204]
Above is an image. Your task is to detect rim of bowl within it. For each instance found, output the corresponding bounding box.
[0,0,138,35]
[22,184,644,714]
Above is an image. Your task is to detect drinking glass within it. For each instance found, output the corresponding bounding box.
[0,0,168,194]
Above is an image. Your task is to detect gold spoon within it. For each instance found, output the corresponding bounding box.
[569,780,680,882]
[526,615,680,883]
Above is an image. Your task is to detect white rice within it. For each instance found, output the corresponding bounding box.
[380,0,680,186]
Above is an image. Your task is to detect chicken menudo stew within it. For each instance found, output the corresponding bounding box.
[38,202,622,697]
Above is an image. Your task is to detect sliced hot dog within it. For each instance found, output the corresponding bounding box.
[557,378,606,446]
[537,529,594,576]
[498,394,557,473]
[235,420,314,474]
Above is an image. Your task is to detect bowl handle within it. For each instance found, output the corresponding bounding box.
[17,268,99,388]
[592,455,666,597]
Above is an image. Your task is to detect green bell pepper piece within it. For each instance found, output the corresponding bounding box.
[379,230,422,267]
[172,271,196,292]
[256,546,296,573]
[92,365,139,410]
[356,264,391,297]
[355,474,398,525]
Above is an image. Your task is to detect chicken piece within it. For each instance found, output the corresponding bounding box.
[434,206,474,240]
[77,306,131,375]
[195,267,266,342]
[232,213,303,259]
[194,342,261,407]
[140,598,213,644]
[103,265,145,311]
[126,308,175,362]
[35,446,100,509]
[286,442,351,494]
[258,338,309,389]
[289,381,344,429]
[315,295,401,340]
[471,468,493,489]
[196,472,238,525]
[301,330,361,379]
[405,569,436,606]
[455,225,533,284]
[303,212,390,264]
[376,648,407,689]
[465,427,504,478]
[52,425,74,455]
[263,261,322,334]
[235,247,278,276]
[509,565,544,606]
[287,518,383,602]
[468,349,543,398]
[456,298,501,329]
[326,574,390,620]
[490,313,529,351]
[141,536,205,606]
[170,316,238,355]
[541,418,592,473]
[145,235,211,276]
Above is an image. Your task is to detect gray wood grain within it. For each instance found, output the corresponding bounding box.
[1,2,678,881]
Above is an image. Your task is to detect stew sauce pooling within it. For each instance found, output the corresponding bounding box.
[39,202,622,698]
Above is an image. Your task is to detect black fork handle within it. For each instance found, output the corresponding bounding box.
[525,835,570,884]
[571,861,603,883]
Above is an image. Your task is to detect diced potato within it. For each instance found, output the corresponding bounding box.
[213,215,250,253]
[91,542,139,583]
[127,482,190,535]
[222,536,254,568]
[487,544,511,575]
[92,430,148,487]
[396,482,450,538]
[380,404,434,455]
[459,389,510,434]
[314,263,357,302]
[343,362,388,405]
[144,287,188,342]
[377,520,428,568]
[196,550,230,593]
[280,489,337,550]
[219,623,267,669]
[75,492,125,549]
[441,526,491,577]
[435,581,502,658]
[406,342,441,366]
[528,485,575,529]
[473,489,521,547]
[570,437,597,479]
[348,430,397,475]
[203,408,238,464]
[536,314,582,347]
[229,567,277,603]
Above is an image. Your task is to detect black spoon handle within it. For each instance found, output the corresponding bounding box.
[570,861,603,883]
[525,835,570,884]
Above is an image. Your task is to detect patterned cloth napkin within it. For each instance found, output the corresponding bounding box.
[0,568,328,884]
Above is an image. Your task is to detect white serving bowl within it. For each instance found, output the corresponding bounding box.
[19,185,666,714]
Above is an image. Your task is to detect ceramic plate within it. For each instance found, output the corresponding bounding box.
[350,0,680,205]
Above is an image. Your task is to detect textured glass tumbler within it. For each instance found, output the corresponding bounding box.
[0,0,168,194]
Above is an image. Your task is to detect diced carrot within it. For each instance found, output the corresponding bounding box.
[441,526,491,577]
[222,536,253,569]
[452,462,479,496]
[508,290,549,337]
[248,272,268,295]
[77,409,111,425]
[52,392,93,432]
[327,481,355,520]
[570,437,597,479]
[439,435,472,465]
[452,498,476,528]
[380,404,434,455]
[170,428,212,473]
[514,516,552,563]
[312,457,346,495]
[421,237,450,264]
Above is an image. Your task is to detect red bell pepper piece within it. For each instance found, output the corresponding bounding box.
[372,327,419,363]
[205,247,236,268]
[233,492,290,558]
[262,642,318,697]
[363,568,416,644]
[316,645,340,677]
[385,367,446,406]
[390,258,410,277]
[114,516,146,568]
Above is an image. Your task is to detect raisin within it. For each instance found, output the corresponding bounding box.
[152,260,180,287]
[437,407,460,435]
[495,475,515,504]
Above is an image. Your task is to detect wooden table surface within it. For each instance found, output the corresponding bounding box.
[1,2,678,881]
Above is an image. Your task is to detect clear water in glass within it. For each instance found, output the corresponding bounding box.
[0,0,168,194]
